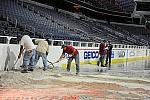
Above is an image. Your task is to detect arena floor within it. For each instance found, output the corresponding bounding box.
[0,59,150,100]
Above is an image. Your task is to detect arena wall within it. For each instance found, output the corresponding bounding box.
[0,44,150,71]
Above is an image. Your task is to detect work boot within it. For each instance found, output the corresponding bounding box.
[21,69,28,73]
[76,71,79,75]
[43,68,47,71]
[20,65,23,68]
[28,68,34,72]
[101,65,106,67]
[67,68,70,72]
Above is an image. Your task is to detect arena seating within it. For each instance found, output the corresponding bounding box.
[115,0,136,13]
[78,0,135,13]
[110,23,149,45]
[1,0,88,41]
[0,0,149,46]
[144,15,150,21]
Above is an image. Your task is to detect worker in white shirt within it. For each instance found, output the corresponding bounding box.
[17,35,36,73]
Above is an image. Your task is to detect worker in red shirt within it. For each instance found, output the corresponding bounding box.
[56,45,79,75]
[97,40,107,67]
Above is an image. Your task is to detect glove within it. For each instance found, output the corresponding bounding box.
[46,52,48,56]
[69,55,74,59]
[18,54,21,59]
[68,54,72,58]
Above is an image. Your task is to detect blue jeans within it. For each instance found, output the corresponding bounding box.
[35,51,48,69]
[98,54,106,66]
[22,49,36,70]
[67,53,79,73]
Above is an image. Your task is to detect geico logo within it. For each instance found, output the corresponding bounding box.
[84,51,99,59]
[129,51,135,56]
[118,51,125,57]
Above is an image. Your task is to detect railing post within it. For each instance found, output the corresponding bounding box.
[33,28,35,37]
[50,33,53,40]
[6,16,9,21]
[15,19,17,28]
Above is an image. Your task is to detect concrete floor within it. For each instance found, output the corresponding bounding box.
[0,58,150,100]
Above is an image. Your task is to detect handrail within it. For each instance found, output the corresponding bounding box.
[0,35,148,49]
